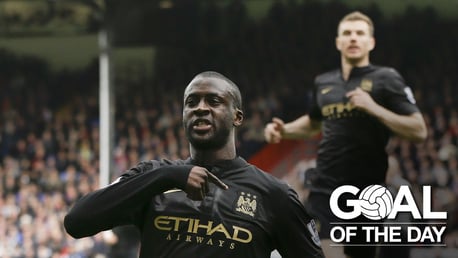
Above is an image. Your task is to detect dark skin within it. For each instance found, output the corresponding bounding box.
[182,76,243,200]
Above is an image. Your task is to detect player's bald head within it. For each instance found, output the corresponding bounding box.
[187,71,243,111]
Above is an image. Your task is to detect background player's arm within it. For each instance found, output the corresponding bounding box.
[371,109,426,142]
[264,115,321,143]
[283,115,322,139]
[346,87,427,142]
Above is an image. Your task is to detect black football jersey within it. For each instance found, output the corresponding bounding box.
[64,157,324,258]
[308,65,420,191]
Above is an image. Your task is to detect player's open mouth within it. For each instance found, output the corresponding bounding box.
[348,46,360,51]
[192,119,212,131]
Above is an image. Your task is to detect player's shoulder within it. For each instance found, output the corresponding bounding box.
[130,158,188,174]
[143,158,187,166]
[249,165,291,192]
[314,68,340,84]
[371,65,402,78]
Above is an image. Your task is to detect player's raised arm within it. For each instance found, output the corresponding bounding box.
[264,115,321,143]
[64,163,193,238]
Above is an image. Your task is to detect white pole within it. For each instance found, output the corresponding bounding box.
[98,29,113,188]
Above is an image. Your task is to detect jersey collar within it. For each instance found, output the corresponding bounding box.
[186,156,249,172]
[348,64,376,78]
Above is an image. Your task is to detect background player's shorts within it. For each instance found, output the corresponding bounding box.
[306,190,377,258]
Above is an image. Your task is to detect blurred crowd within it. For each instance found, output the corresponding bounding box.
[1,1,458,257]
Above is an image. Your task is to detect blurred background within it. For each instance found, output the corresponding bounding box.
[0,0,457,257]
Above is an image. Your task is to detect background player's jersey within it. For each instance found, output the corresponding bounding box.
[308,65,420,191]
[64,157,324,258]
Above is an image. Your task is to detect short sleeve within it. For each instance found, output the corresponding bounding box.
[308,84,323,121]
[382,68,420,115]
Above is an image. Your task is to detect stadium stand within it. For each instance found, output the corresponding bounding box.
[0,1,457,257]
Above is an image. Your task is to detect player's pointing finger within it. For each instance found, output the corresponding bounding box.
[206,171,229,190]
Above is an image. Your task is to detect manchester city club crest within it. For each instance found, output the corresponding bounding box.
[360,79,373,92]
[235,192,257,217]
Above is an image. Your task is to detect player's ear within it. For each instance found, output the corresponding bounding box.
[233,109,243,127]
[369,37,376,51]
[335,36,342,51]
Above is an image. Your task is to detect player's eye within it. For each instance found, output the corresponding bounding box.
[185,97,198,107]
[208,96,222,106]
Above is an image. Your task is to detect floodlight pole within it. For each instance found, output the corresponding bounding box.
[98,27,114,188]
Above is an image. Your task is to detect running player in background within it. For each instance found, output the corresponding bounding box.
[64,71,324,258]
[264,11,427,258]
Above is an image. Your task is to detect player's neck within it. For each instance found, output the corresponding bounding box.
[341,57,370,81]
[189,143,237,165]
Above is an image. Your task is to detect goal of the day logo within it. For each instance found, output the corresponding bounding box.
[329,185,447,246]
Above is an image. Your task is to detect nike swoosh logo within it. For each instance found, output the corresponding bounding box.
[321,87,333,94]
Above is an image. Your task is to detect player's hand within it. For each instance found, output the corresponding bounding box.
[264,117,284,144]
[346,87,380,116]
[185,166,228,200]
